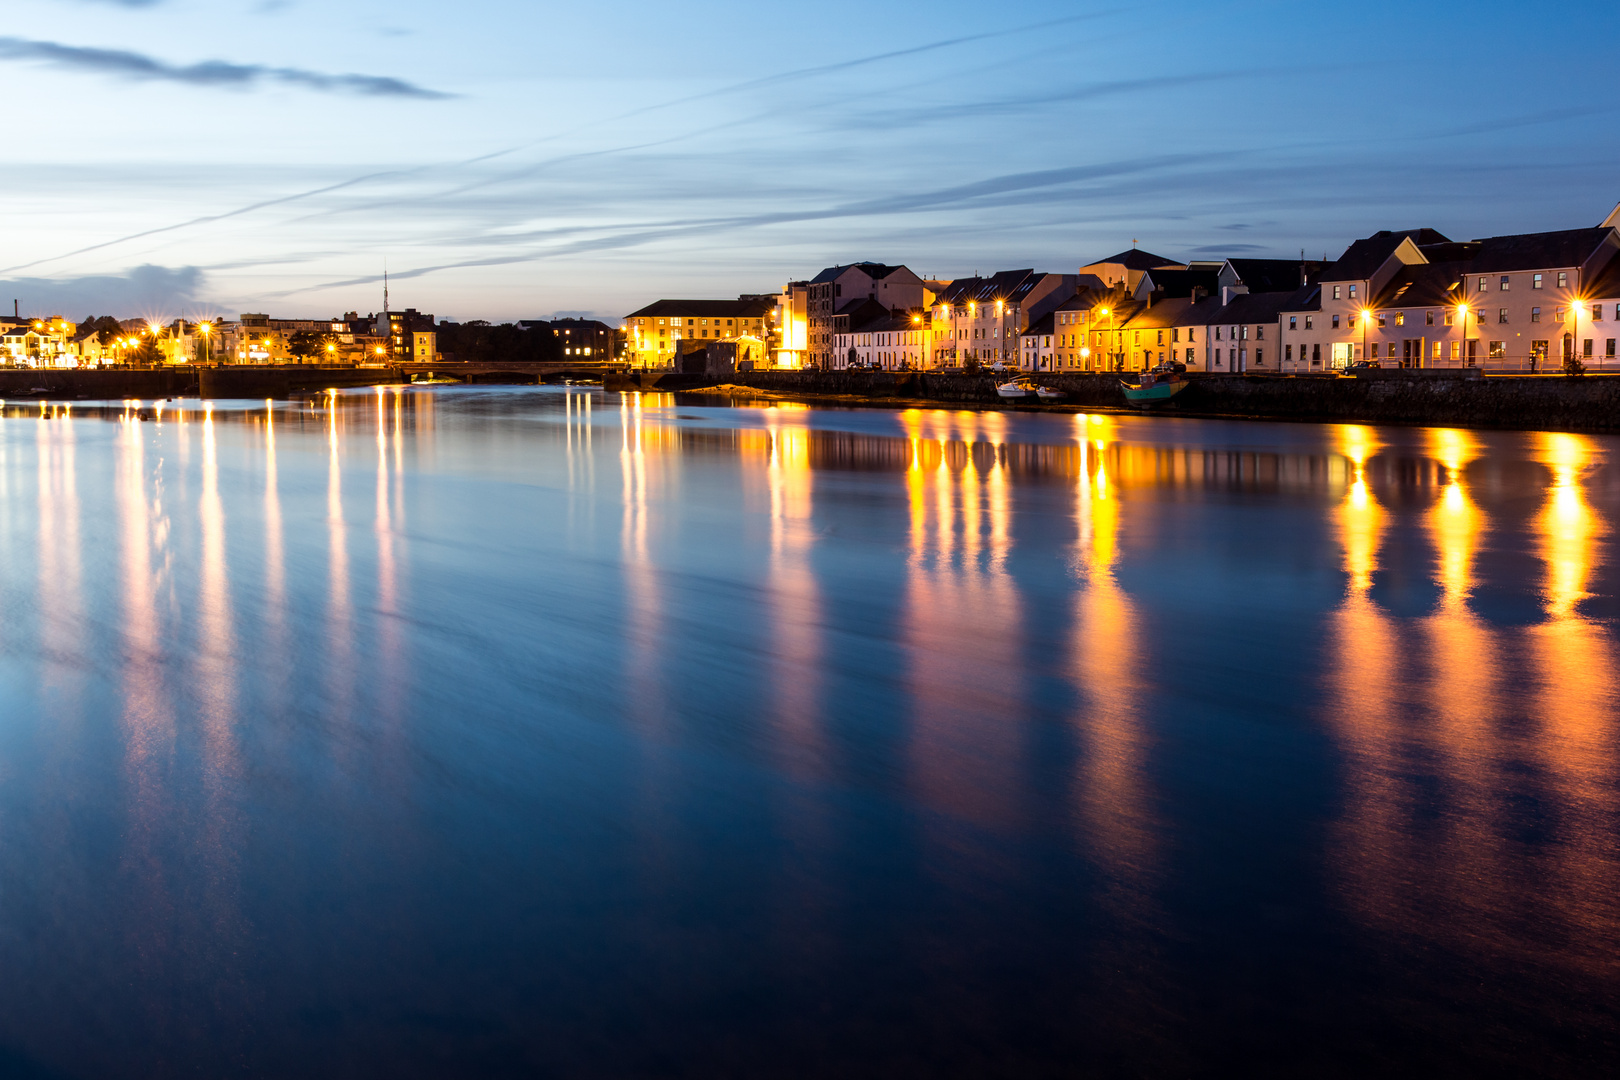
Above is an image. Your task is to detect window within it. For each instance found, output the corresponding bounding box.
[1555,307,1566,320]
[1489,341,1506,359]
[1256,326,1265,340]
[1185,348,1194,362]
[1479,276,1488,292]
[1389,312,1398,327]
[1256,348,1264,365]
[1285,344,1293,361]
[1532,307,1542,322]
[1558,272,1568,289]
[1426,310,1435,326]
[1289,316,1297,330]
[1584,339,1594,357]
[1333,286,1341,300]
[1332,314,1341,329]
[1444,311,1454,326]
[1134,331,1141,344]
[1349,284,1358,298]
[1305,316,1313,330]
[1172,328,1180,342]
[1533,273,1543,290]
[1531,340,1549,360]
[1608,339,1617,358]
[1596,304,1605,322]
[1241,326,1249,340]
[1156,330,1164,345]
[1432,341,1443,360]
[1501,275,1511,291]
[1499,308,1509,323]
[1312,344,1321,364]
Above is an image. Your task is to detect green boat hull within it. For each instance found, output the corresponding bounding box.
[1120,379,1189,406]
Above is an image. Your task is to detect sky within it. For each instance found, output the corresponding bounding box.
[3,0,1618,323]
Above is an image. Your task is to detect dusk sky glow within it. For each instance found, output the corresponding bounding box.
[5,0,1618,321]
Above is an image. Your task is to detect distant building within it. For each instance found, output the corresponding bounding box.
[928,270,1081,367]
[526,318,617,361]
[806,263,926,367]
[623,297,774,368]
[1079,248,1184,291]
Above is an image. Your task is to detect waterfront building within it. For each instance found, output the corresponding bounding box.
[1043,287,1137,371]
[1019,311,1055,370]
[623,297,774,368]
[773,281,810,368]
[1079,248,1184,291]
[805,263,926,368]
[930,270,1081,368]
[1280,211,1620,372]
[832,308,928,370]
[534,318,617,361]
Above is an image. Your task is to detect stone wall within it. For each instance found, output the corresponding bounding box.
[715,370,1620,432]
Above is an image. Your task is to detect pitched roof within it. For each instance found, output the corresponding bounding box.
[1020,311,1055,337]
[625,298,774,319]
[1088,248,1180,271]
[1141,268,1218,299]
[1322,229,1450,283]
[1454,227,1614,273]
[810,262,908,284]
[1225,258,1327,293]
[937,269,1040,305]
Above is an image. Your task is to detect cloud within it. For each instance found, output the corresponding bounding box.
[77,0,164,7]
[0,265,205,318]
[0,36,450,98]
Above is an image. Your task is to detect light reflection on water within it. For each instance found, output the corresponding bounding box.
[0,387,1617,1077]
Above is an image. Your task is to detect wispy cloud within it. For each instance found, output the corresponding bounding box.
[0,36,450,98]
[1,264,204,317]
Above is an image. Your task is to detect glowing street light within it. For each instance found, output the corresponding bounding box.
[1455,304,1470,368]
[1360,309,1372,369]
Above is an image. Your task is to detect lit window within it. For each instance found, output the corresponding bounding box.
[1498,308,1508,323]
[1349,284,1358,298]
[1533,274,1543,289]
[1305,317,1313,330]
[1332,286,1341,300]
[1558,272,1568,289]
[1500,276,1510,291]
[1489,341,1506,359]
[1532,307,1542,322]
[1479,276,1488,292]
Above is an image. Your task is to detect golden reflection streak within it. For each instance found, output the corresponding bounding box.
[197,406,243,943]
[764,411,822,774]
[116,408,177,993]
[1528,432,1618,951]
[620,393,664,728]
[1415,428,1509,934]
[1324,424,1408,931]
[35,402,83,692]
[1071,416,1154,885]
[901,410,1023,827]
[326,393,355,717]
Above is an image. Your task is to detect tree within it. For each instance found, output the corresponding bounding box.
[287,329,335,364]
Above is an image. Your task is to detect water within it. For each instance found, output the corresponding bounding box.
[0,387,1616,1077]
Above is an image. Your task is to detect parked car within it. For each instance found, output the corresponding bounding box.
[1346,359,1381,370]
[1150,360,1187,374]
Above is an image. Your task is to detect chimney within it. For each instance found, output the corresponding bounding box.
[1191,285,1207,304]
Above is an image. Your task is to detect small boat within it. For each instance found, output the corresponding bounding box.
[1036,385,1067,402]
[1120,370,1189,406]
[996,378,1040,400]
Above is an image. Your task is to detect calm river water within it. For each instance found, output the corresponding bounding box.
[0,387,1616,1077]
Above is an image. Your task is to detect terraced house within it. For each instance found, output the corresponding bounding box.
[1280,209,1620,372]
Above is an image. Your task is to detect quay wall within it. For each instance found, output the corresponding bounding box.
[0,368,198,400]
[673,369,1620,433]
[199,365,405,399]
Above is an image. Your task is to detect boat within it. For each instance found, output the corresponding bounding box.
[1120,370,1189,406]
[996,378,1040,400]
[1036,385,1067,402]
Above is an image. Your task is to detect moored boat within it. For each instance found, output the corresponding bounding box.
[1120,371,1189,406]
[996,378,1040,400]
[1036,386,1067,402]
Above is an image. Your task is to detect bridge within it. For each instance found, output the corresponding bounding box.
[398,360,629,383]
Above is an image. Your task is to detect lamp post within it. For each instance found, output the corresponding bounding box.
[1095,307,1112,372]
[1566,299,1580,372]
[197,321,212,365]
[1360,309,1371,370]
[1455,304,1469,369]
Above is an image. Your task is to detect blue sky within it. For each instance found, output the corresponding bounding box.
[3,0,1617,322]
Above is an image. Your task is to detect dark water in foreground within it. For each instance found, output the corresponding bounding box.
[0,387,1616,1077]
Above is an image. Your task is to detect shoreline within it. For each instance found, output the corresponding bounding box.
[607,369,1620,434]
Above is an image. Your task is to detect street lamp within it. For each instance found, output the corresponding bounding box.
[1455,304,1469,369]
[1360,309,1372,370]
[1095,307,1113,372]
[197,321,212,364]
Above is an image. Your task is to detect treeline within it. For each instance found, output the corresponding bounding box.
[434,321,562,364]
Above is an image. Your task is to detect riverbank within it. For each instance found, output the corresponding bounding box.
[608,368,1620,432]
[0,365,406,401]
